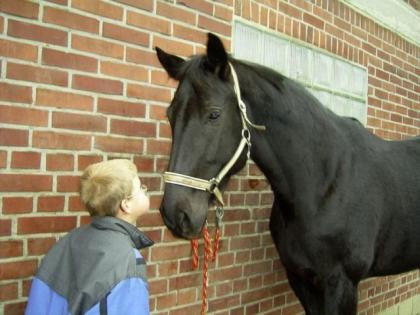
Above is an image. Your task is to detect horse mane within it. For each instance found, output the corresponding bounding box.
[231,57,345,135]
[231,58,287,93]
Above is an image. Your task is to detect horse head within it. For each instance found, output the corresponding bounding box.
[156,34,248,239]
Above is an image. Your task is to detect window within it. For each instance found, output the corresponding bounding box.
[233,21,368,125]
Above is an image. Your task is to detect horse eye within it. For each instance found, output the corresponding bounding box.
[209,111,220,120]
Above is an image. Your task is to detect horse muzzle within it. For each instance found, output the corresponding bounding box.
[160,194,207,240]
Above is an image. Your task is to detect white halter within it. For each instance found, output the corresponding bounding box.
[163,63,266,206]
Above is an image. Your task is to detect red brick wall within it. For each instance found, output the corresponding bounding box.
[0,1,419,314]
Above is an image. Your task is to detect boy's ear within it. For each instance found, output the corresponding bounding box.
[205,33,230,80]
[155,47,185,80]
[120,199,131,214]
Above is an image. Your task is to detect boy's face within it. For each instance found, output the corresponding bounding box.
[129,177,150,219]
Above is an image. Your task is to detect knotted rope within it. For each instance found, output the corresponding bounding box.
[191,207,223,315]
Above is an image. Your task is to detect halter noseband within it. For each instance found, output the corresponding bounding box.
[163,63,266,206]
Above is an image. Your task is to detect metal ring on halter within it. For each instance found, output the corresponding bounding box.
[208,178,219,193]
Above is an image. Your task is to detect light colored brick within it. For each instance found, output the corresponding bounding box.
[157,2,196,25]
[94,136,143,154]
[52,112,107,132]
[36,88,93,111]
[72,34,124,59]
[127,84,172,102]
[42,48,98,72]
[0,82,32,103]
[2,197,33,214]
[127,11,170,35]
[46,154,74,171]
[0,0,38,19]
[103,22,149,46]
[114,0,153,11]
[72,74,123,95]
[11,151,41,169]
[173,24,207,44]
[7,62,68,87]
[33,131,91,150]
[0,38,38,62]
[153,36,194,58]
[18,216,77,234]
[100,61,148,82]
[0,128,28,147]
[111,119,156,137]
[8,19,67,46]
[0,174,52,192]
[43,6,99,34]
[126,47,161,67]
[0,105,48,127]
[71,0,123,20]
[97,97,146,118]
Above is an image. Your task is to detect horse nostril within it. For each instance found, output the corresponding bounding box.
[177,211,191,233]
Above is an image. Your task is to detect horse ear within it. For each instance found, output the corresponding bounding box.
[206,33,230,80]
[155,47,185,80]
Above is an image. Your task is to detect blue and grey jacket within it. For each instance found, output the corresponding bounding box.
[25,216,154,315]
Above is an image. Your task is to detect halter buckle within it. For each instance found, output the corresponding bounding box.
[239,100,247,113]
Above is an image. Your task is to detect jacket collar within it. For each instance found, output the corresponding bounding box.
[91,216,154,249]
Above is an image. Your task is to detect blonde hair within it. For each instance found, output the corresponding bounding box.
[80,159,138,217]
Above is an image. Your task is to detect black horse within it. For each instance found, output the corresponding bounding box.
[156,33,420,314]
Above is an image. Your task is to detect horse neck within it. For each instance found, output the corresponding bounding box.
[235,61,341,210]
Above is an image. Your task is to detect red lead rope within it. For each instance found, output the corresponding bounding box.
[191,225,221,315]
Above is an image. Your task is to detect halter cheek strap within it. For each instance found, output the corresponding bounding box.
[163,62,266,206]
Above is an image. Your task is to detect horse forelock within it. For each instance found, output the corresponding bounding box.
[171,55,237,115]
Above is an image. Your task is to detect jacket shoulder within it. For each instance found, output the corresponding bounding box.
[25,277,69,315]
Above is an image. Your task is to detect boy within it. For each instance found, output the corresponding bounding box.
[25,159,154,315]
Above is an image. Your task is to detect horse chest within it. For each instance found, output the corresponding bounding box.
[279,227,316,266]
[276,227,329,289]
[270,205,349,284]
[271,216,318,270]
